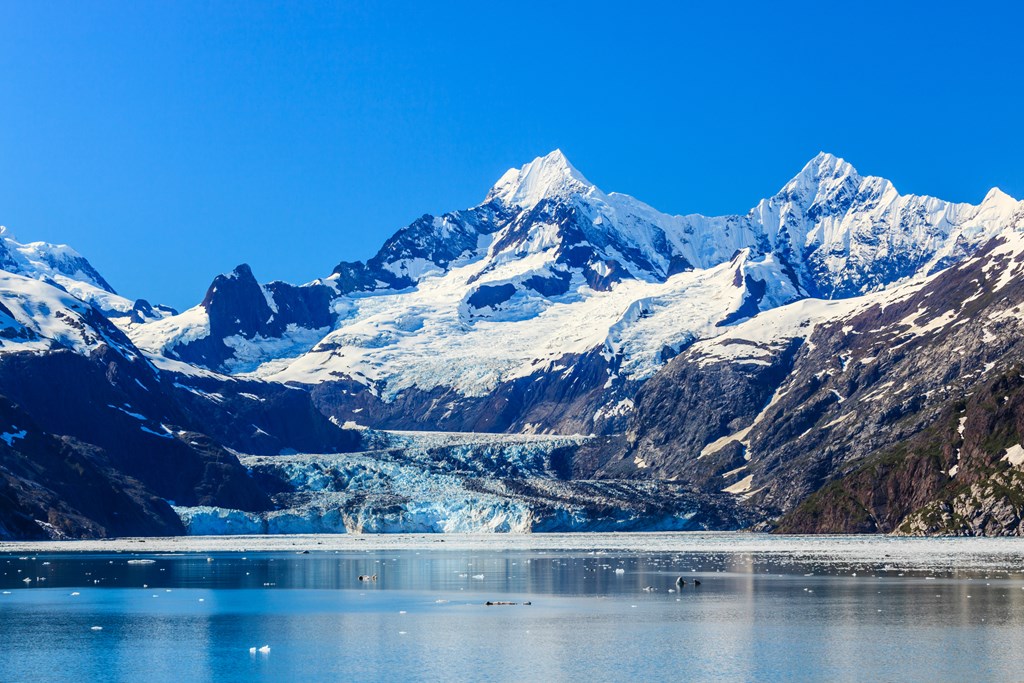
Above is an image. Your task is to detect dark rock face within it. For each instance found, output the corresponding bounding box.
[310,349,635,436]
[779,368,1024,535]
[0,349,271,512]
[171,373,361,456]
[623,337,802,482]
[170,264,340,371]
[466,283,517,311]
[333,205,510,294]
[746,239,1024,517]
[202,264,275,339]
[0,397,184,540]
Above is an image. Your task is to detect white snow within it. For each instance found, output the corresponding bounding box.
[1003,444,1024,467]
[0,226,174,324]
[698,427,751,459]
[108,405,147,421]
[130,304,211,356]
[486,149,598,210]
[0,270,138,359]
[722,474,754,494]
[246,251,803,398]
[221,324,330,374]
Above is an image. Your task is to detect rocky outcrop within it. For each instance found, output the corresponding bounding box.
[168,264,339,371]
[781,365,1024,535]
[620,337,802,482]
[896,470,1024,536]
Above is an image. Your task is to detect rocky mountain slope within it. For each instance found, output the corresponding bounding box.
[621,231,1024,534]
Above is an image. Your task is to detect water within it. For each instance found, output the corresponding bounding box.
[2,535,1024,682]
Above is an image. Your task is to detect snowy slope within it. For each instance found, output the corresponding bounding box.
[617,229,1024,535]
[253,247,795,396]
[0,269,143,360]
[0,226,174,325]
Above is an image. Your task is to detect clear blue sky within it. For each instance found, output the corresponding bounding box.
[1,1,1021,310]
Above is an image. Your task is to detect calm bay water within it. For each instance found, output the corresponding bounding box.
[2,536,1024,682]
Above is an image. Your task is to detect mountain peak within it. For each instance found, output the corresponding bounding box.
[485,149,598,208]
[768,151,864,208]
[982,186,1018,207]
[802,151,858,182]
[227,263,256,281]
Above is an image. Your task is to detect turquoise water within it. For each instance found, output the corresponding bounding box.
[2,546,1024,681]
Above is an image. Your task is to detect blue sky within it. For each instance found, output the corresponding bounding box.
[1,1,1021,309]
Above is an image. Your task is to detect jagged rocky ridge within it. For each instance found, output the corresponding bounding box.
[128,152,1021,438]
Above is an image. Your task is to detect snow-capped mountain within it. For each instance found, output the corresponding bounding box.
[4,150,1024,540]
[619,231,1024,534]
[129,151,1024,436]
[0,226,175,325]
[0,234,359,539]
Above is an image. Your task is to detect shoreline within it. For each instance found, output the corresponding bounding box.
[3,532,1024,571]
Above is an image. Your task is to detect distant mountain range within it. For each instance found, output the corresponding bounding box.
[3,151,1024,539]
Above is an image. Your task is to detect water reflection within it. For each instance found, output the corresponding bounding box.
[2,547,1024,682]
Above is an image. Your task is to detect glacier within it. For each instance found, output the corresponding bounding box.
[173,430,733,534]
